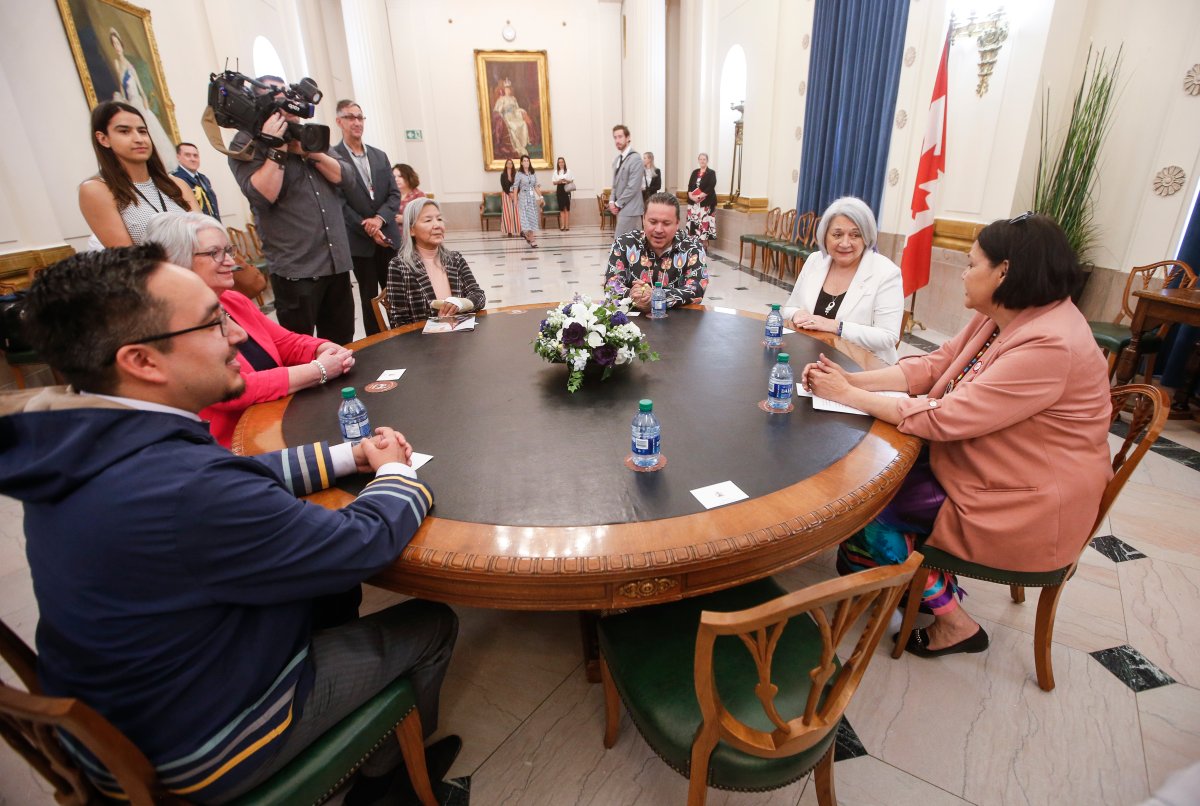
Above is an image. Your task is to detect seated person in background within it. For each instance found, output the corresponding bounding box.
[387,198,486,327]
[0,245,458,804]
[145,211,354,449]
[782,196,904,364]
[603,191,708,311]
[803,214,1111,657]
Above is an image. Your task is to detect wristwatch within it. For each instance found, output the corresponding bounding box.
[266,148,286,166]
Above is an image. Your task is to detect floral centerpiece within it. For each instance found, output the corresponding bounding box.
[533,283,659,392]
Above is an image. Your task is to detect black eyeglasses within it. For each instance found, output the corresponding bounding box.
[109,309,231,361]
[194,246,237,262]
[1008,211,1034,224]
[339,114,366,122]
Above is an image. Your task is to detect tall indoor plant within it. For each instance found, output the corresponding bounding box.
[1032,46,1122,268]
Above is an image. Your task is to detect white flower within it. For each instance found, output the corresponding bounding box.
[586,331,605,348]
[616,346,634,365]
[571,350,589,371]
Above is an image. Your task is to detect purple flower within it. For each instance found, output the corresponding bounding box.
[539,318,550,333]
[610,310,629,326]
[561,322,587,347]
[593,344,618,366]
[562,303,574,317]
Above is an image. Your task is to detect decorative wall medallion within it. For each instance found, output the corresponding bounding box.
[895,109,908,129]
[802,34,811,50]
[794,125,802,140]
[1185,64,1200,96]
[792,169,799,182]
[888,168,900,186]
[904,46,916,67]
[798,81,806,96]
[1153,165,1186,197]
[616,577,679,600]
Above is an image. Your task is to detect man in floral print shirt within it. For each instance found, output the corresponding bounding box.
[603,191,709,311]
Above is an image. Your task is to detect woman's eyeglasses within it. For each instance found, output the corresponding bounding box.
[194,246,237,262]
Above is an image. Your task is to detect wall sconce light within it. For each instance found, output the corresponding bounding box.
[950,8,1009,97]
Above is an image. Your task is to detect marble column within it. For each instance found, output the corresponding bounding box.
[340,0,407,165]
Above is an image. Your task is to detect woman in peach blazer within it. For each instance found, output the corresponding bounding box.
[803,213,1112,659]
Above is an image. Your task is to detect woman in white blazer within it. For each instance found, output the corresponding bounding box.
[781,196,904,364]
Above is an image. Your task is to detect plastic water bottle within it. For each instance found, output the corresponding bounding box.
[630,399,661,468]
[767,353,794,411]
[338,387,372,444]
[650,282,667,319]
[765,304,784,347]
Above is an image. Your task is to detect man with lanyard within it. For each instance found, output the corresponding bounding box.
[603,191,709,311]
[331,100,401,337]
[228,76,356,344]
[172,142,221,219]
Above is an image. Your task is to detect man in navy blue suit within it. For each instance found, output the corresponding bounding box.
[172,142,221,220]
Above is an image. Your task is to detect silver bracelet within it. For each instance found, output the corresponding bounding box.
[311,359,328,384]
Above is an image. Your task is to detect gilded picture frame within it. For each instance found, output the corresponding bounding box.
[474,49,553,171]
[56,0,181,155]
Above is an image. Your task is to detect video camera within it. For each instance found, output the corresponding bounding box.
[207,69,330,154]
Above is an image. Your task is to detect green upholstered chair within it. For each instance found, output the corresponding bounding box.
[0,618,438,806]
[891,384,1168,692]
[599,554,923,806]
[771,211,818,282]
[738,207,781,271]
[540,192,562,230]
[597,192,615,231]
[760,209,797,278]
[479,192,503,231]
[1087,260,1196,381]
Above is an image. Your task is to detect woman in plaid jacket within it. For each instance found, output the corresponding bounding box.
[387,198,486,327]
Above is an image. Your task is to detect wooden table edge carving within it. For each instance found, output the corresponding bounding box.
[234,304,923,610]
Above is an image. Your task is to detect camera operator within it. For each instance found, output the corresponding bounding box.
[227,75,356,344]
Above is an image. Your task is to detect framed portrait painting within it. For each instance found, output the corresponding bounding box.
[56,0,180,160]
[474,50,553,171]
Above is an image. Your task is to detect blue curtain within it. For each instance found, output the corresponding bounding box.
[795,0,910,222]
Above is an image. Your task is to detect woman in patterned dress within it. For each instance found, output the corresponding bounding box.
[513,155,543,248]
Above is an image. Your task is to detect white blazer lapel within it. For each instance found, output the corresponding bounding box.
[839,253,877,319]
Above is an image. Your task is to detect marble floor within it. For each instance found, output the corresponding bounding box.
[3,226,1200,805]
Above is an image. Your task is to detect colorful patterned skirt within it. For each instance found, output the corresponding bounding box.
[501,192,520,236]
[837,449,963,614]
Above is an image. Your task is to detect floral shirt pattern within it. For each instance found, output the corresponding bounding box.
[603,228,709,308]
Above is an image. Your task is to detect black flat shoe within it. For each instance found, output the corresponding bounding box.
[898,626,989,658]
[345,734,462,806]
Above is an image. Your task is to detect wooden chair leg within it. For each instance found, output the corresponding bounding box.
[738,241,745,267]
[1010,584,1025,603]
[891,571,925,659]
[9,362,27,389]
[1034,584,1064,692]
[813,742,836,806]
[685,723,719,806]
[749,245,758,270]
[600,656,621,749]
[1105,350,1118,379]
[395,708,438,806]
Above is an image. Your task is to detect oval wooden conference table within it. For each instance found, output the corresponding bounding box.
[234,304,921,617]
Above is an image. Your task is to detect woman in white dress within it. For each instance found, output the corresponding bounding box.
[493,79,532,157]
[781,196,904,364]
[109,28,176,172]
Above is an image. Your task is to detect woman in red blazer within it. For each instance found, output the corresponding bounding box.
[146,212,355,447]
[803,214,1112,659]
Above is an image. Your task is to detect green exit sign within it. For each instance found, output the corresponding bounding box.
[405,129,423,141]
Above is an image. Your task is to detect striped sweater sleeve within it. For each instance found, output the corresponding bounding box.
[251,442,337,497]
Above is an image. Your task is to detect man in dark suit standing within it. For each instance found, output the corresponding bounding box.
[332,100,402,336]
[173,142,221,219]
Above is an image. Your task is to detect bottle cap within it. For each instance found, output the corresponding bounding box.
[770,303,781,310]
[654,282,663,288]
[341,387,356,399]
[778,353,790,363]
[639,399,653,412]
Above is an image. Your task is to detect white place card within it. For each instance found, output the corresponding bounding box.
[422,315,476,334]
[811,390,907,416]
[377,369,406,381]
[713,306,738,315]
[690,480,749,510]
[409,452,433,471]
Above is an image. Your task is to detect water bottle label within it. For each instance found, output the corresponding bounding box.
[769,380,792,399]
[766,324,782,338]
[632,435,660,455]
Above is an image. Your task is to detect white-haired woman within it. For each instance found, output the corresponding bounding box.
[145,211,354,447]
[782,196,904,364]
[386,198,486,327]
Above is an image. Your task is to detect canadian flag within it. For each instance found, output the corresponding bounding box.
[900,30,950,298]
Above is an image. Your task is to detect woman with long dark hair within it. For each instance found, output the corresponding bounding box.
[499,158,520,237]
[79,101,195,247]
[551,156,574,231]
[391,163,427,243]
[513,155,543,248]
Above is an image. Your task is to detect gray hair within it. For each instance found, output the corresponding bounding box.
[398,197,451,266]
[645,191,680,221]
[144,211,226,268]
[815,196,879,256]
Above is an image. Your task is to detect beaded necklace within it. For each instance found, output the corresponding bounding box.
[944,327,999,395]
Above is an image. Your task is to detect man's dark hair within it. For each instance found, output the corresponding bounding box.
[646,191,680,221]
[175,142,197,154]
[23,246,172,394]
[977,213,1082,310]
[335,99,360,114]
[612,124,630,137]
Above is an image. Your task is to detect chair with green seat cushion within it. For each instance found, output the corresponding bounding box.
[479,192,503,231]
[738,207,781,270]
[891,384,1168,692]
[1086,260,1196,381]
[0,616,438,806]
[540,192,561,230]
[599,554,923,806]
[773,211,818,282]
[760,209,797,278]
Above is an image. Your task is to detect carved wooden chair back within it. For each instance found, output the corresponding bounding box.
[1117,261,1196,324]
[371,288,391,333]
[226,227,252,262]
[693,553,922,762]
[0,618,183,805]
[793,211,817,246]
[763,207,782,238]
[244,223,265,261]
[777,209,797,241]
